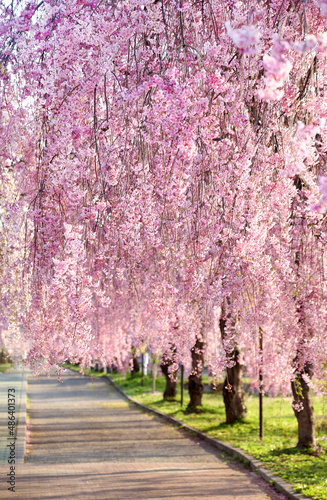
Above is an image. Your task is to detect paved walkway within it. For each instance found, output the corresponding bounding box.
[0,370,286,499]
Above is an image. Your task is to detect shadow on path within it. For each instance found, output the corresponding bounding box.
[0,370,285,499]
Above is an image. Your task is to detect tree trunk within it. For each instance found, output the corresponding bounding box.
[131,355,140,374]
[291,367,316,448]
[187,337,204,411]
[220,315,246,424]
[161,361,177,400]
[222,350,247,424]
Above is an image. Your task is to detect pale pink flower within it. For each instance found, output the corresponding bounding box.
[318,0,327,17]
[293,35,317,54]
[225,21,260,53]
[292,400,304,412]
[263,54,292,81]
[311,177,327,213]
[259,45,292,101]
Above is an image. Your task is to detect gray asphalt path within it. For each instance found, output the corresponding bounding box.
[0,369,286,499]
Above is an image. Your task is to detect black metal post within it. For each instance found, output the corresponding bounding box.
[259,327,263,440]
[181,364,184,406]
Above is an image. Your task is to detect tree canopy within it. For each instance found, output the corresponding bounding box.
[1,0,327,403]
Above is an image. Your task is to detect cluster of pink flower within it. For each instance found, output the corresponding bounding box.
[0,0,327,405]
[312,177,327,213]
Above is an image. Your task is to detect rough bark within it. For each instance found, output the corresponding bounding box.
[187,337,204,411]
[131,355,140,374]
[291,367,316,448]
[0,349,10,364]
[160,361,177,400]
[220,316,247,424]
[222,351,247,424]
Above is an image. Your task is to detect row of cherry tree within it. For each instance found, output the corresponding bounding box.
[1,0,327,447]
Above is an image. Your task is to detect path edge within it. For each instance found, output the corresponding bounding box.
[104,374,309,500]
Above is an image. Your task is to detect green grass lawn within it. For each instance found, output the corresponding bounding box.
[63,363,327,500]
[0,363,12,373]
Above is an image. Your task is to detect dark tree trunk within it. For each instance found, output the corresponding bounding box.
[131,355,140,374]
[222,350,247,424]
[291,367,316,448]
[220,315,246,424]
[161,361,177,400]
[187,337,204,411]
